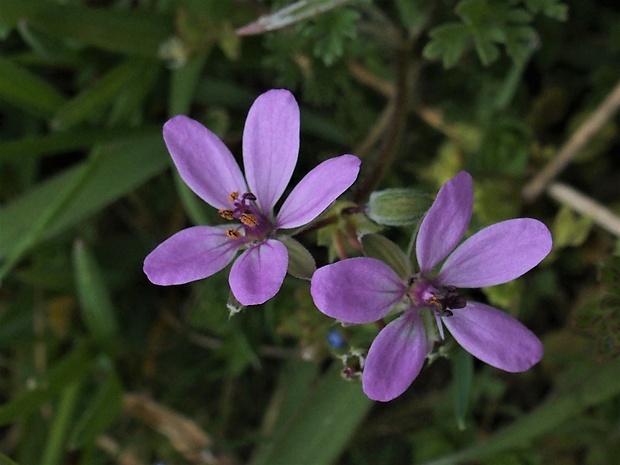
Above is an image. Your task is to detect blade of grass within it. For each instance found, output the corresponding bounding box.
[0,126,159,163]
[0,147,105,283]
[421,357,620,465]
[0,133,168,280]
[0,452,20,465]
[250,363,372,465]
[452,348,473,431]
[10,0,172,57]
[51,59,152,130]
[70,367,123,448]
[0,55,66,118]
[40,379,83,465]
[0,344,95,425]
[72,240,120,353]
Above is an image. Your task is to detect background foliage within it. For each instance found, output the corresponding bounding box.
[1,0,620,464]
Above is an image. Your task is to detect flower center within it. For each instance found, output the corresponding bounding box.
[218,191,272,241]
[408,277,466,317]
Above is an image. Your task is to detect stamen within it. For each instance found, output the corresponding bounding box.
[219,209,234,220]
[240,212,259,227]
[426,287,466,317]
[226,228,241,239]
[228,191,240,203]
[243,192,257,201]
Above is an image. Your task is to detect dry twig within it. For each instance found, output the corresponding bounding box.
[523,79,620,202]
[547,182,620,237]
[123,393,238,465]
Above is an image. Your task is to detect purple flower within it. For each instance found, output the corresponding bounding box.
[144,89,361,306]
[311,171,552,401]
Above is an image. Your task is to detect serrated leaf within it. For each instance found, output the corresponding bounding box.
[523,0,568,21]
[423,23,471,68]
[473,35,499,65]
[475,118,532,175]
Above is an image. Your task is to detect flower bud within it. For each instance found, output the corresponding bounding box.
[367,188,432,226]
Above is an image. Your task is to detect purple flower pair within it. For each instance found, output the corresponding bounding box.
[144,88,552,403]
[311,172,553,402]
[144,89,360,306]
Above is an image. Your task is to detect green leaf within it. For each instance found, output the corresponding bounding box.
[475,118,532,176]
[423,23,471,68]
[0,345,95,425]
[394,0,425,29]
[0,452,20,465]
[0,55,66,118]
[72,239,120,352]
[250,363,372,465]
[279,236,317,280]
[523,0,568,21]
[552,205,593,248]
[70,368,123,448]
[473,34,499,65]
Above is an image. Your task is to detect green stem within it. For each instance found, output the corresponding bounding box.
[354,48,411,202]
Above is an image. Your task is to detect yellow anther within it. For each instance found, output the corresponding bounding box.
[218,209,234,220]
[226,228,240,239]
[228,191,240,203]
[240,212,258,227]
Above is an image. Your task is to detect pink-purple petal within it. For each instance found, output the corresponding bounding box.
[229,239,288,306]
[243,89,300,214]
[416,171,473,273]
[310,257,406,324]
[163,116,247,210]
[144,226,240,285]
[442,301,543,372]
[437,218,552,288]
[276,155,361,229]
[363,311,431,402]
